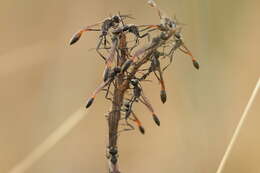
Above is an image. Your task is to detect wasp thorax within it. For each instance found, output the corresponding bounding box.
[113,67,121,74]
[102,30,108,36]
[109,147,118,155]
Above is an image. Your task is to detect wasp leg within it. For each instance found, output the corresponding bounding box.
[122,46,148,72]
[139,92,160,126]
[85,79,112,109]
[118,118,135,134]
[103,38,119,81]
[179,44,200,69]
[96,36,107,61]
[103,82,113,101]
[131,111,145,134]
[69,27,101,45]
[153,70,167,103]
[162,43,181,71]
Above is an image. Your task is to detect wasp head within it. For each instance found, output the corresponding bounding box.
[130,79,139,86]
[112,15,120,23]
[111,15,120,28]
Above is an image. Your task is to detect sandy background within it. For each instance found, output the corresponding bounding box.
[0,0,260,172]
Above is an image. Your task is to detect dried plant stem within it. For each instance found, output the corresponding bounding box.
[106,33,156,173]
[8,107,88,173]
[107,34,127,173]
[216,77,260,173]
[108,85,124,147]
[107,80,124,173]
[105,22,177,173]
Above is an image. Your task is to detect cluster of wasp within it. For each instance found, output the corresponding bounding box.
[69,0,199,136]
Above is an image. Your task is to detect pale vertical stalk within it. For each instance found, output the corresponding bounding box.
[216,77,260,173]
[8,107,88,173]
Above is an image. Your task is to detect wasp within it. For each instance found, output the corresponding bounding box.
[69,14,133,60]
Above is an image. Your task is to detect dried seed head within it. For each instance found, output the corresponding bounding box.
[86,97,94,109]
[160,90,167,103]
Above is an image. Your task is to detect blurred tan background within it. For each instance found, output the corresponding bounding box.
[0,0,260,173]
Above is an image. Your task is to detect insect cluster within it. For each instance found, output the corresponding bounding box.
[69,0,199,140]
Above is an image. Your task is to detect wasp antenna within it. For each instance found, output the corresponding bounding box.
[120,14,135,20]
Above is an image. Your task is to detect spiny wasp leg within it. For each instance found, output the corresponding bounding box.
[96,36,107,61]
